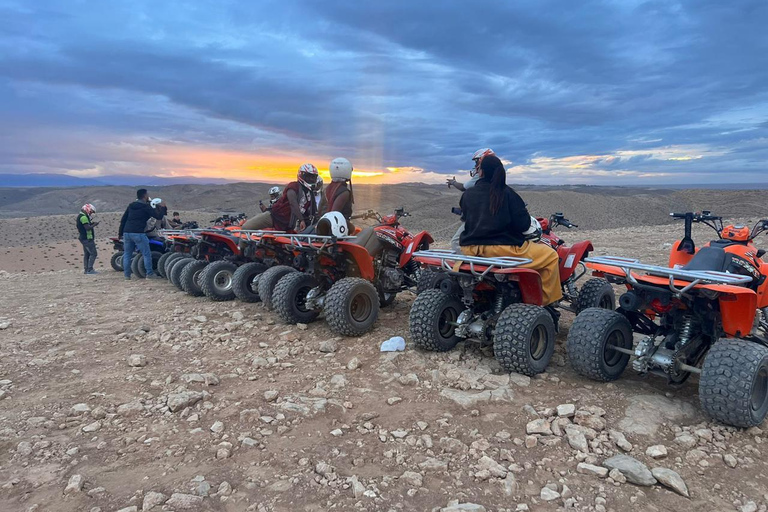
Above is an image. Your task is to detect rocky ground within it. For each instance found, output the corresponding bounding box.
[1,216,768,512]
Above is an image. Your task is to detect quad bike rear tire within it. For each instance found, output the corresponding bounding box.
[493,303,556,376]
[575,278,616,314]
[324,277,380,337]
[258,266,298,310]
[131,251,163,278]
[273,272,321,325]
[232,262,269,302]
[416,268,451,295]
[200,261,238,301]
[111,251,124,272]
[170,258,194,289]
[566,308,633,381]
[164,253,187,279]
[409,289,464,352]
[180,260,208,297]
[157,252,175,278]
[699,339,768,428]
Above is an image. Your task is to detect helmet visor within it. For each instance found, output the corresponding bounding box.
[300,172,318,184]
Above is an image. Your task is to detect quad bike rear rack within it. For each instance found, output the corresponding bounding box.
[586,255,753,295]
[414,249,532,278]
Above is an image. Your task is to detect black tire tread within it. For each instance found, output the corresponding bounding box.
[110,251,124,272]
[232,262,269,302]
[566,308,632,381]
[273,272,320,324]
[170,258,193,289]
[180,260,208,297]
[258,265,297,310]
[408,289,463,352]
[157,252,174,278]
[699,339,768,428]
[324,277,380,337]
[164,253,187,280]
[493,303,556,376]
[199,261,238,301]
[575,278,616,314]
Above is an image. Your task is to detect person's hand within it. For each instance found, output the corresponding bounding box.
[446,177,458,188]
[92,221,100,226]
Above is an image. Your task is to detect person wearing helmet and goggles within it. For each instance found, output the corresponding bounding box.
[76,203,100,274]
[260,186,282,212]
[118,188,165,280]
[314,176,328,218]
[324,157,355,232]
[458,154,562,311]
[241,164,319,232]
[448,148,495,252]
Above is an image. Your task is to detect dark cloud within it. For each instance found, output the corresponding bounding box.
[0,0,766,183]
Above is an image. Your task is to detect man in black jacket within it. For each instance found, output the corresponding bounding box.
[119,188,164,280]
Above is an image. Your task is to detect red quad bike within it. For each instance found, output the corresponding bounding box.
[568,211,768,427]
[418,212,615,314]
[161,229,203,283]
[268,208,433,337]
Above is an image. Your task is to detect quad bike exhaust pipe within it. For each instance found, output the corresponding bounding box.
[605,344,702,374]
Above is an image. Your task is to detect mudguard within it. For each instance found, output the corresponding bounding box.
[505,269,544,306]
[199,231,241,255]
[556,241,593,281]
[400,231,434,267]
[336,242,375,281]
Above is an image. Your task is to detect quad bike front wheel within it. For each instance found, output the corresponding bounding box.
[157,252,175,278]
[131,251,163,278]
[273,272,321,324]
[170,258,194,289]
[232,262,269,302]
[575,278,616,314]
[699,339,768,428]
[111,251,124,272]
[200,261,238,301]
[258,266,298,310]
[409,289,464,352]
[324,277,380,337]
[493,303,556,376]
[164,253,187,280]
[567,308,633,381]
[180,260,208,297]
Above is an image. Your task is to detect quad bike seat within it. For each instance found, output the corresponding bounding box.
[352,227,385,257]
[683,246,761,288]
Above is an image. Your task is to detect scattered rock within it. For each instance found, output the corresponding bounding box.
[577,463,608,478]
[319,339,338,353]
[608,468,627,484]
[167,391,203,412]
[540,486,560,501]
[264,390,279,402]
[646,445,668,459]
[609,430,633,452]
[193,315,207,323]
[566,426,589,452]
[619,395,697,436]
[603,455,657,486]
[442,502,486,512]
[82,421,101,433]
[651,467,689,497]
[64,474,84,494]
[142,492,167,511]
[526,418,552,435]
[347,357,361,370]
[210,421,224,433]
[556,404,576,417]
[165,493,203,509]
[401,470,423,487]
[127,354,147,367]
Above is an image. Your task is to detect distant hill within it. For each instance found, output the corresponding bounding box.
[0,173,241,187]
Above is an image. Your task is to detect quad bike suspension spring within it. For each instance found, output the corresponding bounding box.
[494,292,504,314]
[678,315,695,347]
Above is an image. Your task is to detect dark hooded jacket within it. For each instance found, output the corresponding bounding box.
[119,201,163,237]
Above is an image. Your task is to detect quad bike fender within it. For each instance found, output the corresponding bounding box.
[668,240,698,268]
[336,241,375,281]
[399,231,434,267]
[703,284,757,338]
[500,268,544,306]
[556,241,593,281]
[200,232,241,255]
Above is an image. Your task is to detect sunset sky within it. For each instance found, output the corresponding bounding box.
[1,0,767,185]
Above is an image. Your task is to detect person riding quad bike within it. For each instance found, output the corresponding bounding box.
[314,176,328,217]
[325,158,355,233]
[241,164,318,232]
[447,148,495,253]
[459,154,562,314]
[260,186,282,213]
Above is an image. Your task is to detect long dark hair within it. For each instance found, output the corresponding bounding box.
[481,155,507,214]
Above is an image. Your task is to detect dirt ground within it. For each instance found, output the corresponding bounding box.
[1,213,767,512]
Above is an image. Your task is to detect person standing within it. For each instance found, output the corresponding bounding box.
[119,188,164,280]
[76,203,99,274]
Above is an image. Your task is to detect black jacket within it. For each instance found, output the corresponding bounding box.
[119,201,163,237]
[459,180,531,247]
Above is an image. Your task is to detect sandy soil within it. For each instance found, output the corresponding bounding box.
[1,210,767,512]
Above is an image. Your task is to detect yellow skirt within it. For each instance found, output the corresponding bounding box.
[461,241,563,305]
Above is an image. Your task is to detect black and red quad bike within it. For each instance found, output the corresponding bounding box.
[418,212,615,314]
[568,211,768,427]
[267,208,433,337]
[159,229,203,281]
[108,235,167,276]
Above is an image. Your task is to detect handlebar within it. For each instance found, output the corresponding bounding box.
[670,211,722,222]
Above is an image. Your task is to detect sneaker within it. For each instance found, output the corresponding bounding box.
[86,270,99,275]
[125,275,132,280]
[146,273,162,279]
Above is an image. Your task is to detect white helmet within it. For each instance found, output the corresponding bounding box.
[329,158,353,181]
[523,216,542,242]
[315,175,324,192]
[150,198,163,208]
[298,163,319,190]
[316,212,348,238]
[268,186,281,196]
[471,148,495,177]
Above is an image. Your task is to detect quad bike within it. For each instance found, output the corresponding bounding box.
[409,250,557,376]
[211,213,247,228]
[269,208,433,336]
[568,211,768,427]
[419,212,615,314]
[108,236,166,276]
[160,230,203,283]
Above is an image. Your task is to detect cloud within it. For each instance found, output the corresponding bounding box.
[0,0,766,184]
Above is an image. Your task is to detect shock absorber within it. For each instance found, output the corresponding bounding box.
[494,292,505,314]
[678,315,695,347]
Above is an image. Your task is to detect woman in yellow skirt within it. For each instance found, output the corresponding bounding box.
[458,154,562,307]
